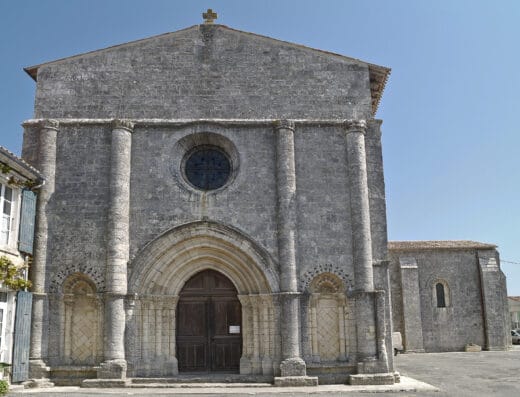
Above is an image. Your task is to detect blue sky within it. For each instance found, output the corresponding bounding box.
[1,1,519,294]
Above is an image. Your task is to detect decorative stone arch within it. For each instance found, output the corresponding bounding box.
[60,272,103,365]
[305,272,354,363]
[49,263,105,293]
[126,221,280,377]
[431,278,451,308]
[129,220,278,295]
[300,264,353,293]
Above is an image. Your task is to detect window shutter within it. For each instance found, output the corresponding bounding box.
[12,291,33,383]
[18,189,37,254]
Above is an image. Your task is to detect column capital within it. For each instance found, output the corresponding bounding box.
[111,119,135,133]
[38,119,59,131]
[273,119,295,132]
[343,119,367,134]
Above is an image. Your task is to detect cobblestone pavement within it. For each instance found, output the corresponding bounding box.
[8,347,520,396]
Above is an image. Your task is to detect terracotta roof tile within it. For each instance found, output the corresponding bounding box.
[388,240,496,251]
[0,145,43,180]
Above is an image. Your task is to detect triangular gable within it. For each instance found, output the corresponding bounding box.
[27,24,390,118]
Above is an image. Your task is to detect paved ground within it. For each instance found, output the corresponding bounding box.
[394,347,520,397]
[8,347,520,396]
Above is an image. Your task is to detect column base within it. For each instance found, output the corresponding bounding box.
[261,356,273,375]
[97,359,127,379]
[274,375,319,387]
[348,372,399,385]
[279,357,306,377]
[356,356,390,374]
[26,359,54,387]
[240,356,252,374]
[274,357,318,386]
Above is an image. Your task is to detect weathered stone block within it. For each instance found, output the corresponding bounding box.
[348,373,396,385]
[274,376,319,387]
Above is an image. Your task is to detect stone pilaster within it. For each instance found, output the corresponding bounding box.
[98,119,134,380]
[273,120,317,387]
[344,120,394,385]
[478,251,510,350]
[28,119,58,386]
[398,257,425,352]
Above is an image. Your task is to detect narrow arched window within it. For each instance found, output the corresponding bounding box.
[436,283,446,308]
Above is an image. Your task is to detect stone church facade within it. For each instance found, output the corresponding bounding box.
[19,20,509,387]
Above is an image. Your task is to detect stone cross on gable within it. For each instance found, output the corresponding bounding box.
[203,9,218,24]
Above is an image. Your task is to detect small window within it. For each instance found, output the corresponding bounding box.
[0,184,14,246]
[184,147,231,191]
[436,283,446,308]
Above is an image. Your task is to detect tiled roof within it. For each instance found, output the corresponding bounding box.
[0,145,42,180]
[508,296,520,302]
[388,240,497,251]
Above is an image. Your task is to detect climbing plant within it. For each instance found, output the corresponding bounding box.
[0,256,32,291]
[0,161,38,189]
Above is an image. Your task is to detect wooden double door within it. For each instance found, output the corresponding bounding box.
[177,270,242,372]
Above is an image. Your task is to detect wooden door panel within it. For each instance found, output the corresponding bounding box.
[211,299,241,336]
[177,301,206,336]
[211,340,241,371]
[177,270,242,372]
[177,342,207,371]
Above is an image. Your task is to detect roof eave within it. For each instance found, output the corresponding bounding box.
[24,66,38,81]
[368,64,391,116]
[0,146,43,181]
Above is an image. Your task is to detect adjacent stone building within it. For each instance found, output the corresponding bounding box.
[508,296,520,330]
[18,17,509,387]
[388,241,509,353]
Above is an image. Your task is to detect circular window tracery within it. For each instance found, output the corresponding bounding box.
[184,146,231,191]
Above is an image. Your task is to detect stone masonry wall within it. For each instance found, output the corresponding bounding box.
[48,125,111,285]
[128,123,278,260]
[295,125,353,280]
[33,25,372,120]
[390,249,488,352]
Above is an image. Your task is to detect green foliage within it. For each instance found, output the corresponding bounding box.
[0,161,37,188]
[0,162,12,175]
[0,256,32,291]
[0,379,8,395]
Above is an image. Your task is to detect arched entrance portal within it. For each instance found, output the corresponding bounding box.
[177,269,242,372]
[127,221,280,377]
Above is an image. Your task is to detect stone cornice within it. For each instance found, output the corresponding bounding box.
[22,118,380,128]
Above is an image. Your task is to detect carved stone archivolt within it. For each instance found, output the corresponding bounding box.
[126,221,280,377]
[50,264,105,293]
[300,264,353,293]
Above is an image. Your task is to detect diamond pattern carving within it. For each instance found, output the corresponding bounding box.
[70,297,99,364]
[317,298,339,360]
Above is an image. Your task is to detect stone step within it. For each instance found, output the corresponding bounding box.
[131,375,273,385]
[128,382,273,388]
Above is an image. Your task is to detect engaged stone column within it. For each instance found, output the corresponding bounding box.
[29,119,58,386]
[273,120,317,386]
[344,120,377,363]
[344,120,394,385]
[344,119,374,292]
[99,119,134,380]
